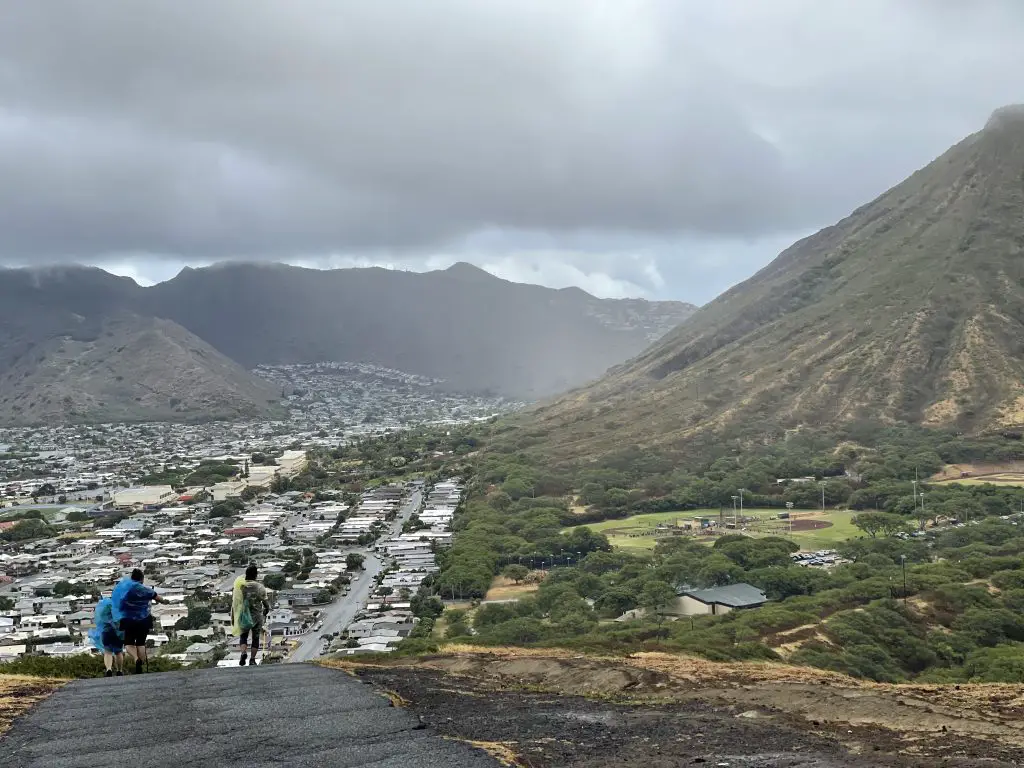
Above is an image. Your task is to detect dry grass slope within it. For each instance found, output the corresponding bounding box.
[512,107,1024,461]
[0,675,65,736]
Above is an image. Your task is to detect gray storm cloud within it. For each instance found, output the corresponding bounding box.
[0,0,1022,300]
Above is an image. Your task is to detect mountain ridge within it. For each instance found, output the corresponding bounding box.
[514,107,1024,458]
[142,262,696,397]
[0,262,696,423]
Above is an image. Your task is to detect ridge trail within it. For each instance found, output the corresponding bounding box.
[0,665,498,768]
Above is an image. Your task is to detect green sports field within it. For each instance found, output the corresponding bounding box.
[569,508,858,552]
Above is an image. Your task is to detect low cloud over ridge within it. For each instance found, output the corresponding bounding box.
[1,1,1022,300]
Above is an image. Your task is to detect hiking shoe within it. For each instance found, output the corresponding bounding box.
[135,660,144,674]
[116,671,124,676]
[104,669,113,678]
[239,653,247,666]
[248,658,257,666]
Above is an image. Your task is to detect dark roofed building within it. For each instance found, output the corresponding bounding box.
[672,583,768,616]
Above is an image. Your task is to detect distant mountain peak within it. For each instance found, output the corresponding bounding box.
[442,261,496,280]
[986,104,1024,130]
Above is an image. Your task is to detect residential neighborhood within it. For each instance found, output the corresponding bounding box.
[255,361,524,432]
[0,423,465,667]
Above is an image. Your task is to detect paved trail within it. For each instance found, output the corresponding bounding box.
[0,665,498,768]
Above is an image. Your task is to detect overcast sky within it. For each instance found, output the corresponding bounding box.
[1,1,1022,302]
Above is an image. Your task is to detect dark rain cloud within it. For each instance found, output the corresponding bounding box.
[0,0,1022,300]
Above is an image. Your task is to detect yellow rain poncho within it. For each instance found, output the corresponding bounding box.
[230,575,248,637]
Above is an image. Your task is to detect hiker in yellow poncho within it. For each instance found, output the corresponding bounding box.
[232,564,270,666]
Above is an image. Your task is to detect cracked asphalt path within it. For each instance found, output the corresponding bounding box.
[0,664,499,768]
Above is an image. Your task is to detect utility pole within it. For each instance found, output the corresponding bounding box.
[786,501,794,535]
[738,488,745,523]
[731,496,738,529]
[901,555,907,606]
[820,482,826,512]
[911,479,918,512]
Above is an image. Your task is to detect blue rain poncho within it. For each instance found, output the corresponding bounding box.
[88,598,124,653]
[111,576,158,625]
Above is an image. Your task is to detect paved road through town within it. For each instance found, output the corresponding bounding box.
[286,487,422,663]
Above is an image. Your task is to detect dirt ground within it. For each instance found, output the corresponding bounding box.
[485,575,543,601]
[327,648,1024,767]
[931,463,1024,484]
[0,675,64,737]
[787,519,833,532]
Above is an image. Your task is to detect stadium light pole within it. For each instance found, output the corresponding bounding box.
[786,501,794,534]
[738,488,745,520]
[911,479,918,511]
[820,481,826,512]
[901,555,907,606]
[731,495,738,529]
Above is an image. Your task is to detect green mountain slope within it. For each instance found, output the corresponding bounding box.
[520,106,1024,457]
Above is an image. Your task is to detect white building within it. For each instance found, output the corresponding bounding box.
[112,486,177,509]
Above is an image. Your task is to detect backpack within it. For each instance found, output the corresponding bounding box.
[238,602,255,631]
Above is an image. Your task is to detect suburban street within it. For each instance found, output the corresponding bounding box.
[286,487,422,663]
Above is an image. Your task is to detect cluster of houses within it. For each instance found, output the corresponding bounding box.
[108,450,308,512]
[335,480,463,655]
[253,362,522,433]
[335,486,406,543]
[0,474,464,665]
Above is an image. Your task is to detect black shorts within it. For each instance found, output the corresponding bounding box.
[120,617,152,646]
[240,625,264,645]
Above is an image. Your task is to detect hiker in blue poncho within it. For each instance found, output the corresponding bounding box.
[88,597,125,677]
[112,568,166,674]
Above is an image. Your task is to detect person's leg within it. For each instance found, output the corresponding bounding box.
[103,650,113,676]
[115,651,125,674]
[125,621,149,672]
[249,625,261,664]
[239,628,250,665]
[122,620,139,669]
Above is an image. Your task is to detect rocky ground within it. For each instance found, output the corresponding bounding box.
[327,648,1024,767]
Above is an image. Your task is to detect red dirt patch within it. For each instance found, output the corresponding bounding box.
[789,518,834,531]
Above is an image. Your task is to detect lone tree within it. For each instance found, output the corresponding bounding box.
[640,580,677,624]
[263,573,287,590]
[502,564,530,585]
[345,553,365,571]
[32,483,57,500]
[852,512,908,539]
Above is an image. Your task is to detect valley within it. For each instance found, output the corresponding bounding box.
[4,6,1024,766]
[0,263,694,426]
